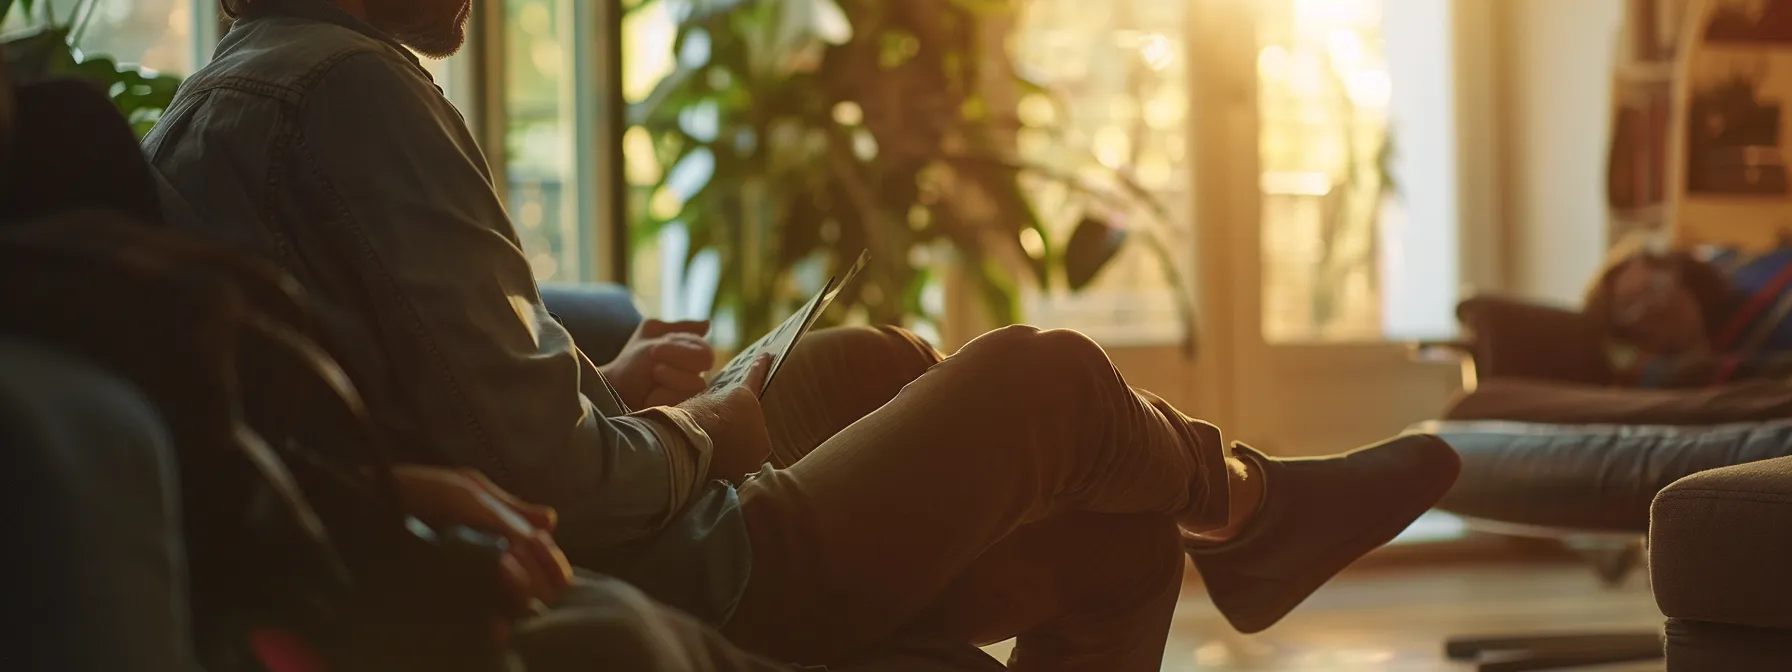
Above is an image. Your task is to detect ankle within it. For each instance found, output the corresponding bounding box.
[1187,456,1266,543]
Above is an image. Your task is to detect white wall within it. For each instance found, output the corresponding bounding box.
[1382,0,1460,339]
[1494,0,1626,305]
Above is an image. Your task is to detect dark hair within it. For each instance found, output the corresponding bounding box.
[1583,248,1742,345]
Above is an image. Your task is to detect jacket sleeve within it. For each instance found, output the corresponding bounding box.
[296,50,711,547]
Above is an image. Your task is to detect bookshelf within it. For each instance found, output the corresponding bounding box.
[1608,0,1695,245]
[1615,0,1792,251]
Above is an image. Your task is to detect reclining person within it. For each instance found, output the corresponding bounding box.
[1585,235,1792,388]
[146,0,1461,668]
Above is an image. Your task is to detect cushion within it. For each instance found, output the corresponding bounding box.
[1456,296,1614,385]
[1414,419,1792,531]
[1664,618,1792,669]
[1445,377,1792,426]
[1651,455,1792,631]
[538,283,642,365]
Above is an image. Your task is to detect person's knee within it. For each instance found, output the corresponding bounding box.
[870,324,939,363]
[1032,327,1107,364]
[965,324,1108,369]
[801,325,938,373]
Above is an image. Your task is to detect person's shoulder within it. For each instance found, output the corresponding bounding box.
[189,16,423,103]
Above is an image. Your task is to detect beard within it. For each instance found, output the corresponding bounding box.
[367,0,473,59]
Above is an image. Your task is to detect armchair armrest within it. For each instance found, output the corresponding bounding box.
[1652,454,1792,631]
[1456,295,1615,386]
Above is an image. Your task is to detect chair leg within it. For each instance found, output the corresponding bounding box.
[1445,632,1663,670]
[1586,542,1645,587]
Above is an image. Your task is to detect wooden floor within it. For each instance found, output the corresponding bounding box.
[983,560,1665,671]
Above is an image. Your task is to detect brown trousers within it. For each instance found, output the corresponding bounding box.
[722,325,1230,671]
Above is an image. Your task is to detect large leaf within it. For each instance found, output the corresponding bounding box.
[0,0,37,21]
[69,55,122,88]
[966,254,1018,325]
[628,64,703,127]
[3,26,76,82]
[1063,215,1126,291]
[945,0,1011,16]
[673,0,756,25]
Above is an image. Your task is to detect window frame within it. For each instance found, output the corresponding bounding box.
[479,0,629,285]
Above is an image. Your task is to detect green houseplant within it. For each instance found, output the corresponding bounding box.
[627,0,1196,351]
[1,0,183,138]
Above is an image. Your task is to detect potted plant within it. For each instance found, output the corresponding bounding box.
[2,0,184,138]
[627,0,1196,352]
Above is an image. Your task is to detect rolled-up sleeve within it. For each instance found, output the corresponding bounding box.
[297,51,705,546]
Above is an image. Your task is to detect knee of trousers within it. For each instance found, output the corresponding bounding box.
[952,326,1118,411]
[959,325,1110,372]
[801,325,939,373]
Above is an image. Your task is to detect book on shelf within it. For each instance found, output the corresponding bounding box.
[1609,82,1673,210]
[1632,0,1691,61]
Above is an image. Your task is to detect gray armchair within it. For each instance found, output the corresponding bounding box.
[1651,455,1792,669]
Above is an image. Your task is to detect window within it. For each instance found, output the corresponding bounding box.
[620,0,688,319]
[1257,0,1460,342]
[416,53,469,113]
[5,0,197,75]
[619,0,723,326]
[1009,0,1195,346]
[551,0,1462,344]
[503,0,583,283]
[619,0,1201,346]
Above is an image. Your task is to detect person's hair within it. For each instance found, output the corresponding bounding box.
[220,0,255,19]
[1582,241,1740,345]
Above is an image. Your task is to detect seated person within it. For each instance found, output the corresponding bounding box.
[1585,234,1792,388]
[148,0,1461,668]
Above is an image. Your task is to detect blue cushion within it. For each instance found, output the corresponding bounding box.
[539,283,642,364]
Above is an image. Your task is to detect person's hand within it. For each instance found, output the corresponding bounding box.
[678,353,775,483]
[389,465,573,616]
[600,319,716,409]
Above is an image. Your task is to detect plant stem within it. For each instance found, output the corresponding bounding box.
[70,0,99,46]
[1135,228,1201,357]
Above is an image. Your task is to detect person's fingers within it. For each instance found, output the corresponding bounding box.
[661,319,711,336]
[471,496,557,606]
[650,337,716,372]
[531,529,573,596]
[460,469,558,531]
[496,550,542,616]
[652,362,709,394]
[639,319,708,338]
[637,318,672,338]
[503,527,568,605]
[664,331,713,348]
[740,353,773,396]
[514,501,558,533]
